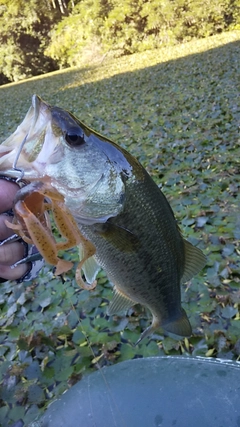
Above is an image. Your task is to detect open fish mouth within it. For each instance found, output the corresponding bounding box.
[0,95,127,224]
[0,95,59,180]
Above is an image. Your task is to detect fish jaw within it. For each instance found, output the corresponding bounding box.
[0,95,53,176]
[0,95,132,224]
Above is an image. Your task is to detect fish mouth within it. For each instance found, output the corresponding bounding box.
[0,95,59,180]
[0,95,126,224]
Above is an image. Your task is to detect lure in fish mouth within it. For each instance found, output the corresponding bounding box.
[0,95,206,343]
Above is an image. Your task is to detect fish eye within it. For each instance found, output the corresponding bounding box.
[65,131,85,146]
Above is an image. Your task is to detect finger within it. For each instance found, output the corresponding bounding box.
[0,241,29,281]
[0,241,26,265]
[0,180,19,213]
[0,214,15,240]
[0,262,29,281]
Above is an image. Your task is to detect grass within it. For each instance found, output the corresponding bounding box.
[0,30,240,426]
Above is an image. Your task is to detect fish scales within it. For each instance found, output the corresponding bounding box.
[81,167,184,317]
[78,164,195,342]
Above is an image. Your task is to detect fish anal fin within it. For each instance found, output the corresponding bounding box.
[182,239,206,283]
[107,287,136,316]
[163,308,192,338]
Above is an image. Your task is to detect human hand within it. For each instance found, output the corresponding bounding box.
[0,179,29,281]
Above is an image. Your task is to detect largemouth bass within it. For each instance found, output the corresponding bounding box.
[0,95,206,342]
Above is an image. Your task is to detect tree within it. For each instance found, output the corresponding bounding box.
[0,0,63,81]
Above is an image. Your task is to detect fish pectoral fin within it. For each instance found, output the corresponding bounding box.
[181,239,206,283]
[95,222,139,253]
[78,244,100,283]
[163,308,192,338]
[107,287,136,315]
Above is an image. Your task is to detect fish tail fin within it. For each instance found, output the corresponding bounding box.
[163,308,192,339]
[135,309,192,346]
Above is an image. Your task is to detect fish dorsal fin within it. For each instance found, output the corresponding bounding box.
[107,287,136,315]
[181,239,206,283]
[163,308,192,338]
[78,244,100,283]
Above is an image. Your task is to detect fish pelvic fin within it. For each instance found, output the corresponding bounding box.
[107,287,136,316]
[182,239,206,283]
